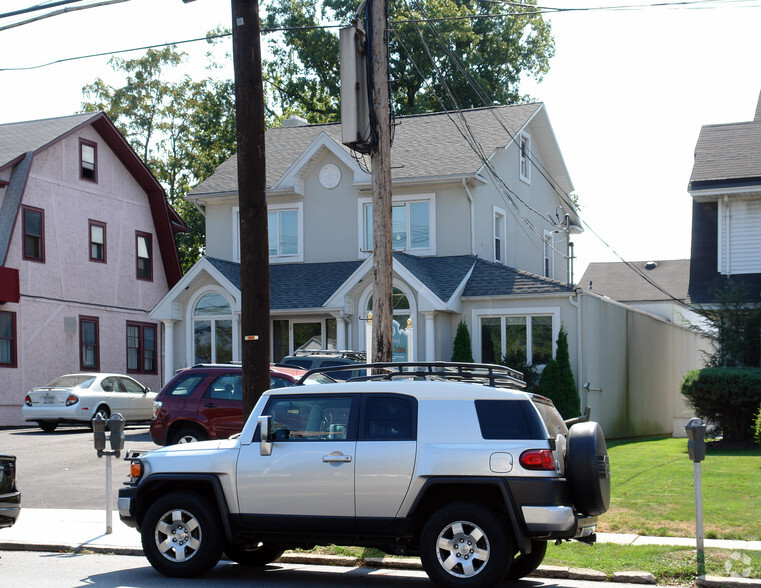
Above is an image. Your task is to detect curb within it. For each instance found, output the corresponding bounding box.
[2,540,761,586]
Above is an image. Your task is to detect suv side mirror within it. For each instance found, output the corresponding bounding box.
[258,415,272,456]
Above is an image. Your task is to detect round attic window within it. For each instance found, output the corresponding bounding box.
[319,164,341,189]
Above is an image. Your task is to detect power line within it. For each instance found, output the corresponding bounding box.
[0,0,129,33]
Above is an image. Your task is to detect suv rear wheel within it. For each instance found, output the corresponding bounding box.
[419,501,512,588]
[505,539,547,580]
[142,491,223,577]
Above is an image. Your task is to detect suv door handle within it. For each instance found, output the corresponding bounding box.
[204,403,217,408]
[322,454,352,463]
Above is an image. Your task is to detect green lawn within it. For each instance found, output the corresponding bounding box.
[601,437,761,541]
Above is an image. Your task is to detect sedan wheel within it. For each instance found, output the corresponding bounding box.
[142,492,223,577]
[90,406,110,430]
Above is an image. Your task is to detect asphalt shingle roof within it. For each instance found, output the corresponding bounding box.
[207,254,571,311]
[0,113,98,169]
[689,92,761,190]
[189,104,543,196]
[580,260,690,303]
[463,258,573,297]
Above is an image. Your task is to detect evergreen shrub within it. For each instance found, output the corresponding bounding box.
[450,320,474,363]
[680,367,761,442]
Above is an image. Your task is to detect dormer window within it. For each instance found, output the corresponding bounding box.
[80,139,97,182]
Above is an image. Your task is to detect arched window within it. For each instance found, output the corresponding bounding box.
[368,288,412,362]
[193,292,232,364]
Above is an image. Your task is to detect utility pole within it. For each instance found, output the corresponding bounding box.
[369,0,393,362]
[231,0,270,419]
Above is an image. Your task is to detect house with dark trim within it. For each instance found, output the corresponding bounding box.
[0,112,186,424]
[688,91,761,304]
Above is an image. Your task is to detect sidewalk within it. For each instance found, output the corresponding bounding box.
[1,508,759,586]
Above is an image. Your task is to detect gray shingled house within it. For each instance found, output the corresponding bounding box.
[0,113,186,425]
[688,91,761,304]
[151,104,705,437]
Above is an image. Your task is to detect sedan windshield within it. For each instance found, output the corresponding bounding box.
[45,375,96,388]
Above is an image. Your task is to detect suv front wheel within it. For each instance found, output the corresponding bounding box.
[141,492,223,577]
[419,502,513,588]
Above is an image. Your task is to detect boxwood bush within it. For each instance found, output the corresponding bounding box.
[681,367,761,442]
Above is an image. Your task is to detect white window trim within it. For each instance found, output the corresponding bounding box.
[185,286,239,366]
[543,230,554,279]
[357,193,436,258]
[493,206,506,264]
[471,307,560,365]
[519,133,531,184]
[268,202,304,263]
[235,203,304,263]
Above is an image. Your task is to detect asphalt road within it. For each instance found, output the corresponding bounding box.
[0,424,158,509]
[0,551,692,588]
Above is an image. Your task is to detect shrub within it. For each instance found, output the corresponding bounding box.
[755,402,761,448]
[501,350,539,391]
[680,367,761,442]
[450,320,474,363]
[538,327,580,419]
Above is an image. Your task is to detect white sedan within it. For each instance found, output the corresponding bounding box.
[22,373,156,432]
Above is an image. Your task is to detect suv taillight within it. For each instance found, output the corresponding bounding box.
[519,449,556,471]
[152,400,162,420]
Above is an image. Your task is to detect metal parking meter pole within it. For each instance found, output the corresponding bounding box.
[93,413,126,535]
[685,417,707,577]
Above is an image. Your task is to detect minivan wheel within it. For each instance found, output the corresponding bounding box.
[142,492,223,577]
[171,426,208,445]
[420,501,512,588]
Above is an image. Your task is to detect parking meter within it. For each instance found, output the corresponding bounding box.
[108,413,126,458]
[93,412,106,457]
[685,417,706,462]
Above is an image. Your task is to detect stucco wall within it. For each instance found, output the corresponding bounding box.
[1,125,169,425]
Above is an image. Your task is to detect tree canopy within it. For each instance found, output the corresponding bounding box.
[262,0,554,122]
[81,45,237,272]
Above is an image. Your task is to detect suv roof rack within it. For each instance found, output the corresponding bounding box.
[288,349,366,360]
[297,361,525,389]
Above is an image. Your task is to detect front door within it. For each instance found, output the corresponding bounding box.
[237,394,357,525]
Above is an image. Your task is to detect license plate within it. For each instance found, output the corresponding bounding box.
[43,394,56,404]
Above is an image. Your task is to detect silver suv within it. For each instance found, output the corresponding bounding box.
[119,362,610,588]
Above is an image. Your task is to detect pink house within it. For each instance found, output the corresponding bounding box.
[0,112,186,425]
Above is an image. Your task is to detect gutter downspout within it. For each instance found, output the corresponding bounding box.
[569,289,584,410]
[462,179,475,255]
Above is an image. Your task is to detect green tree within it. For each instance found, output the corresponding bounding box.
[262,0,554,121]
[450,320,474,362]
[81,45,237,272]
[692,279,761,368]
[538,327,579,419]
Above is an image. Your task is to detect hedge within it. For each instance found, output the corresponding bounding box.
[680,367,761,442]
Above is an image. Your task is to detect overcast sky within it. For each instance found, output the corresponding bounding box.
[2,0,759,279]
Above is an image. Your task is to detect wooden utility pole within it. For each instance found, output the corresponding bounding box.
[369,0,393,362]
[231,0,270,419]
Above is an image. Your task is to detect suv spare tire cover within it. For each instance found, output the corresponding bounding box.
[565,421,610,516]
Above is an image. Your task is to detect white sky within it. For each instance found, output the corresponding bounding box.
[1,0,759,278]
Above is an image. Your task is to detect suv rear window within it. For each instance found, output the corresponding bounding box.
[164,373,206,397]
[474,399,546,440]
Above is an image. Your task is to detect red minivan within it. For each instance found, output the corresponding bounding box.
[149,363,333,445]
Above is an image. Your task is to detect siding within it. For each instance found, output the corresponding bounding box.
[727,199,761,274]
